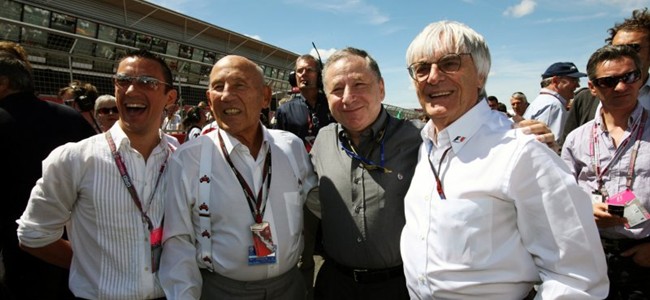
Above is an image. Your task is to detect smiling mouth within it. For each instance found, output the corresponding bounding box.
[429,91,452,98]
[224,108,241,115]
[125,103,146,112]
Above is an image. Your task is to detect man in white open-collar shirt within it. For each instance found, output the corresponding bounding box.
[400,20,609,299]
[17,49,179,299]
[159,55,317,299]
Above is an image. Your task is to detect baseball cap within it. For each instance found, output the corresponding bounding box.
[542,62,587,79]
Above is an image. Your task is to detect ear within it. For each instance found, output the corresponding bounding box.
[165,88,178,109]
[262,85,271,109]
[588,80,598,97]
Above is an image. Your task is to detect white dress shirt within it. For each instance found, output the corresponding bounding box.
[17,125,176,299]
[159,127,317,299]
[400,100,608,299]
[524,88,568,143]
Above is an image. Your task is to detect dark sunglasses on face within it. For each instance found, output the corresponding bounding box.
[97,107,119,115]
[592,70,641,89]
[113,74,170,90]
[622,43,642,53]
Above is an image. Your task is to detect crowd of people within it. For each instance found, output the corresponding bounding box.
[1,6,650,300]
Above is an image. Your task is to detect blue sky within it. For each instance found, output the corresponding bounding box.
[148,0,649,111]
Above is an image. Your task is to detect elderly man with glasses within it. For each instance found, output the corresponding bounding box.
[400,20,608,299]
[563,44,650,300]
[17,49,179,299]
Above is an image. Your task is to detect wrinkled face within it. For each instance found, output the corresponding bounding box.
[588,56,641,112]
[412,53,484,130]
[114,57,176,137]
[95,103,119,131]
[510,97,528,116]
[206,56,269,140]
[613,30,650,77]
[323,55,385,135]
[295,58,320,89]
[555,76,581,102]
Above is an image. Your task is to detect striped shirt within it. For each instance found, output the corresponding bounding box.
[17,125,177,300]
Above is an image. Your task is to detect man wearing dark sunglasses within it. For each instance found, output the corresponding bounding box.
[562,44,650,300]
[562,8,650,145]
[93,94,119,132]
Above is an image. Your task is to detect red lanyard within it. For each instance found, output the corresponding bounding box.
[217,129,272,224]
[590,110,647,198]
[428,146,452,200]
[105,132,170,231]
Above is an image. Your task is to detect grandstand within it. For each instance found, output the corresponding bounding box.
[0,0,419,119]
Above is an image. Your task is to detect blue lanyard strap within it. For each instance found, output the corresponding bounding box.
[338,119,392,174]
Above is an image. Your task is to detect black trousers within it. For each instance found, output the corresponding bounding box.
[603,238,650,300]
[314,260,409,300]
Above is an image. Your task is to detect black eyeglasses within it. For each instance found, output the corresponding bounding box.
[622,43,642,53]
[97,107,119,115]
[591,70,641,89]
[407,53,471,82]
[113,74,170,90]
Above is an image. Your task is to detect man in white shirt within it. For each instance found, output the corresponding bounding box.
[400,20,609,299]
[159,55,317,299]
[524,61,586,143]
[17,49,179,299]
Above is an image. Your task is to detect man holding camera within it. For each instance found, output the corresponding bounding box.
[562,44,650,299]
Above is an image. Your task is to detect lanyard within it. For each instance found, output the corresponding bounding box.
[217,129,272,224]
[428,146,452,200]
[105,132,170,231]
[306,103,319,136]
[590,110,647,198]
[338,118,392,173]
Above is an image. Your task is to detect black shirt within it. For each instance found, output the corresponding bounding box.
[274,92,334,151]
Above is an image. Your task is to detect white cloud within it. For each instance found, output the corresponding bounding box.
[244,34,262,41]
[310,48,337,62]
[503,0,537,18]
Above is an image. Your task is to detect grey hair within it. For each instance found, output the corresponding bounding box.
[406,20,491,95]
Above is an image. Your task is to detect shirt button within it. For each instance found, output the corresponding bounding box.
[357,237,362,243]
[145,267,149,271]
[354,178,360,184]
[424,195,431,201]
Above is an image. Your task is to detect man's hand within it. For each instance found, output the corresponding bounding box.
[593,202,628,228]
[621,243,650,267]
[513,119,559,153]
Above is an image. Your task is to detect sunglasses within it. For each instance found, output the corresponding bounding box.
[97,107,119,115]
[622,43,642,53]
[113,74,170,90]
[591,70,641,89]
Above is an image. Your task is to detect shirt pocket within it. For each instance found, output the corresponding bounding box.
[432,198,493,265]
[284,191,302,237]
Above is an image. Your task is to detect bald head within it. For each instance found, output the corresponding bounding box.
[210,55,265,88]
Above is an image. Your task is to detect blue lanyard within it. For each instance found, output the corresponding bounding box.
[338,119,392,174]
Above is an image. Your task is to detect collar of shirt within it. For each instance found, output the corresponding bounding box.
[594,101,644,134]
[421,99,489,155]
[217,124,270,158]
[107,125,176,156]
[540,87,567,107]
[337,107,388,147]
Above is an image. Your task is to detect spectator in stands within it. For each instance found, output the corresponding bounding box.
[524,62,586,143]
[487,95,499,110]
[510,91,529,118]
[59,80,101,133]
[17,48,179,299]
[0,41,94,300]
[94,94,118,132]
[182,106,206,142]
[162,102,182,132]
